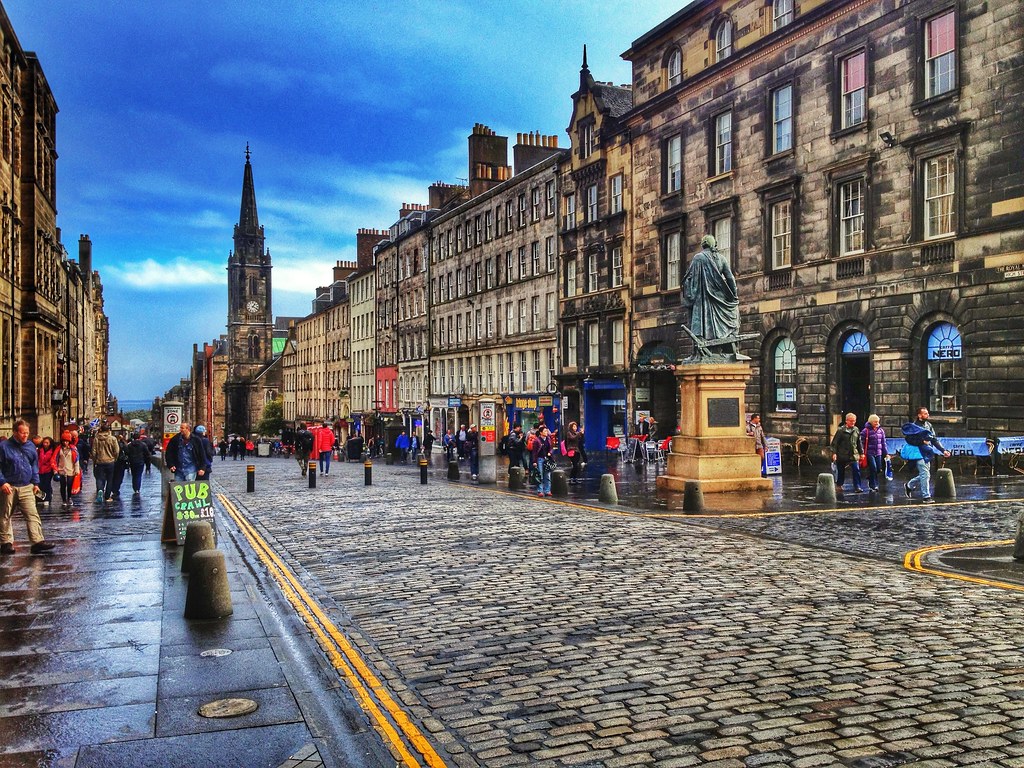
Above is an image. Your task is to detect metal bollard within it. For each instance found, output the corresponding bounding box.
[364,459,372,486]
[551,470,568,497]
[308,461,317,489]
[419,454,428,485]
[246,465,255,493]
[447,460,460,481]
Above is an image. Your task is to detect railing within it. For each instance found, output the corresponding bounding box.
[922,240,955,265]
[766,270,792,291]
[835,257,865,280]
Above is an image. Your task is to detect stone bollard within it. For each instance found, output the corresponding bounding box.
[181,521,215,574]
[184,549,233,619]
[683,481,704,513]
[934,467,956,499]
[551,470,568,497]
[385,452,394,466]
[598,474,618,504]
[1014,512,1024,560]
[815,472,837,504]
[508,466,524,490]
[447,460,460,481]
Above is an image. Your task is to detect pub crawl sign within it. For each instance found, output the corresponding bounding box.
[161,480,217,546]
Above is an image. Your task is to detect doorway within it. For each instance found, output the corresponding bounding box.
[840,331,871,423]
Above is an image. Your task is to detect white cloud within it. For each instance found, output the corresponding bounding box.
[106,259,225,290]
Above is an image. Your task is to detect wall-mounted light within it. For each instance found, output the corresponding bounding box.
[879,130,898,148]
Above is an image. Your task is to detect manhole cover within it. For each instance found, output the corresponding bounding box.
[198,698,258,718]
[200,648,232,658]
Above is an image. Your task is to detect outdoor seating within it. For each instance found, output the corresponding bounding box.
[793,436,812,466]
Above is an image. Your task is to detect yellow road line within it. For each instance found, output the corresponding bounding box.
[217,493,447,768]
[903,539,1024,592]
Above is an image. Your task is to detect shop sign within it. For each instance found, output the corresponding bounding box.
[448,397,462,408]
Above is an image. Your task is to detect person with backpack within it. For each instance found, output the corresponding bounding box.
[506,425,528,472]
[830,412,866,493]
[295,422,314,476]
[901,407,950,503]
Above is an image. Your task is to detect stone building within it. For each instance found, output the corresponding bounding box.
[349,229,382,435]
[0,8,108,437]
[621,0,1024,447]
[559,51,635,452]
[428,125,565,438]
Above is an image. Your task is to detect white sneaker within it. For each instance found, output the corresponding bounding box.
[471,474,478,480]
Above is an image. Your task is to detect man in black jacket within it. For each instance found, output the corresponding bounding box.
[165,423,211,482]
[295,422,314,476]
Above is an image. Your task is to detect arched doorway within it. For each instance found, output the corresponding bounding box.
[839,330,871,423]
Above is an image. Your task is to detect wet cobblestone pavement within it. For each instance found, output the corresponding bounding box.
[212,454,1024,767]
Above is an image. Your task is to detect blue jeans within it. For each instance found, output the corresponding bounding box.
[537,457,551,494]
[907,459,931,499]
[835,460,863,491]
[319,450,332,474]
[175,469,197,482]
[94,462,114,498]
[866,455,885,488]
[470,451,479,476]
[130,463,145,492]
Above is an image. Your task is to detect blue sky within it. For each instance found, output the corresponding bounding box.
[7,0,686,400]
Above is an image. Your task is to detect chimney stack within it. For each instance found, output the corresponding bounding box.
[468,123,511,198]
[355,228,387,271]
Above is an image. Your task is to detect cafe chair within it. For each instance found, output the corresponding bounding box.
[793,436,812,467]
[974,438,997,476]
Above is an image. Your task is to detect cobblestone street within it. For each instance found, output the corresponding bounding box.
[213,456,1024,767]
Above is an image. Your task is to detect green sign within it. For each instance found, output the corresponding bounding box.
[169,480,216,546]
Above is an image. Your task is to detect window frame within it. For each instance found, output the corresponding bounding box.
[713,17,733,64]
[661,224,684,291]
[711,110,733,177]
[924,8,957,100]
[666,47,682,89]
[586,183,598,223]
[772,0,794,31]
[664,134,683,194]
[611,245,623,288]
[610,174,624,215]
[769,82,794,156]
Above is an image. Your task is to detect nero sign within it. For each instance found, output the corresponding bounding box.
[168,480,216,545]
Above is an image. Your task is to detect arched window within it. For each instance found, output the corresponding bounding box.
[714,19,733,63]
[926,322,963,413]
[842,331,870,354]
[248,332,261,360]
[772,337,797,412]
[667,48,682,88]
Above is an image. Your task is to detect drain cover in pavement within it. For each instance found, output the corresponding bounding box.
[198,698,259,718]
[200,648,232,657]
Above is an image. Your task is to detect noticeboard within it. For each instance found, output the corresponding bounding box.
[162,480,216,546]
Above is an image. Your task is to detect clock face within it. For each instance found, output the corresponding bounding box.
[246,300,259,313]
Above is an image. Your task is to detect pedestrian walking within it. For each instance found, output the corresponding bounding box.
[218,437,228,461]
[466,424,480,480]
[316,421,335,474]
[165,423,211,482]
[37,436,55,504]
[0,419,55,554]
[830,412,866,493]
[422,428,434,459]
[295,422,314,476]
[442,429,455,461]
[110,434,130,498]
[126,432,150,495]
[564,422,584,482]
[54,432,79,508]
[901,407,950,503]
[456,425,467,460]
[860,414,889,492]
[91,424,120,502]
[530,425,553,497]
[395,430,410,463]
[77,433,90,474]
[748,414,768,477]
[506,425,529,472]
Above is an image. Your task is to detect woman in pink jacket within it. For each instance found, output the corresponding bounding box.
[37,436,56,505]
[316,422,336,475]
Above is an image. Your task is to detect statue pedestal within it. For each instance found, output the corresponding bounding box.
[656,362,772,494]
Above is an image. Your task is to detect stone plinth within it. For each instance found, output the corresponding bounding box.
[656,361,772,493]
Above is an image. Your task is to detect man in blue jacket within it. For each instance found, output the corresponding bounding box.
[901,407,951,503]
[0,419,55,554]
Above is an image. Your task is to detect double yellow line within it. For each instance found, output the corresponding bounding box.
[217,493,447,768]
[903,539,1024,591]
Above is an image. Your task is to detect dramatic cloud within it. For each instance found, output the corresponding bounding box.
[106,259,225,290]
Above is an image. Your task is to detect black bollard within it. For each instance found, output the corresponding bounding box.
[364,459,372,486]
[447,460,460,481]
[419,454,428,485]
[308,461,317,489]
[246,465,255,493]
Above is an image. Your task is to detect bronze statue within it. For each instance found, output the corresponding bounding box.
[680,235,752,361]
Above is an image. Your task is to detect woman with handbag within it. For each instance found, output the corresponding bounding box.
[860,414,888,492]
[54,432,80,509]
[563,422,584,483]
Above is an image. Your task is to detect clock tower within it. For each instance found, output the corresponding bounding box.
[225,145,274,435]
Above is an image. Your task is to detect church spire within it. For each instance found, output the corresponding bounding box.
[238,143,259,234]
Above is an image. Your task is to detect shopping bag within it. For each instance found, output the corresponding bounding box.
[884,457,894,481]
[71,473,82,495]
[859,454,868,469]
[830,461,839,482]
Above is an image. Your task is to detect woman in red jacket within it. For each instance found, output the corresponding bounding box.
[316,422,336,475]
[37,436,56,505]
